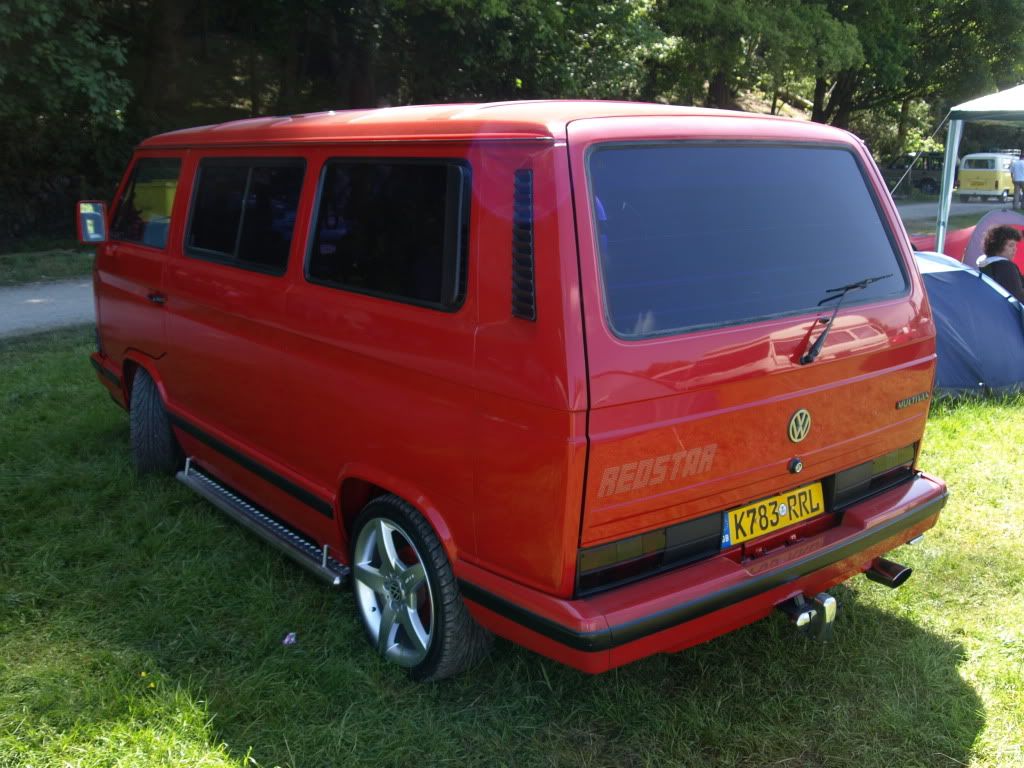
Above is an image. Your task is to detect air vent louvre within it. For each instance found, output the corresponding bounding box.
[511,169,536,320]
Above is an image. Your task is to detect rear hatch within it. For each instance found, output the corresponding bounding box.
[566,116,936,588]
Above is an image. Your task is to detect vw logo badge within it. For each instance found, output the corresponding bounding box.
[788,409,812,443]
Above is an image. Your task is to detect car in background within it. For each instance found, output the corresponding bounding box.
[958,152,1016,202]
[881,151,945,196]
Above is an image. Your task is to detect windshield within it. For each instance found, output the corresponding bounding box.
[588,143,909,339]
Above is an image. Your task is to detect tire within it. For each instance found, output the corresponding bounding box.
[919,179,938,195]
[958,194,970,203]
[129,368,182,475]
[351,495,492,681]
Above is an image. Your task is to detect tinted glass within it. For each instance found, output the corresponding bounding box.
[308,161,468,308]
[110,158,181,248]
[964,158,994,169]
[237,165,305,269]
[188,164,247,255]
[589,144,908,339]
[187,160,304,273]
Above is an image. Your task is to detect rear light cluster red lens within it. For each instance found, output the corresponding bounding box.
[829,443,917,510]
[576,513,720,596]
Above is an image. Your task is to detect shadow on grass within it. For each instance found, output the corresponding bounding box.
[0,328,987,768]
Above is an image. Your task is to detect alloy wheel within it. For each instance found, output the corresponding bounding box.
[352,517,434,667]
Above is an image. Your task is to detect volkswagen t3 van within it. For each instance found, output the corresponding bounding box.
[79,102,947,680]
[958,152,1015,201]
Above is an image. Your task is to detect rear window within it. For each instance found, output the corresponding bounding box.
[588,143,908,339]
[964,157,995,170]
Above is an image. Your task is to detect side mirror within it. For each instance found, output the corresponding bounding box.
[76,200,108,244]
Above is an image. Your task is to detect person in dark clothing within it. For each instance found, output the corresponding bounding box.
[976,225,1024,301]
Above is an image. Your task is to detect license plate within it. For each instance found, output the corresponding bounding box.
[722,482,825,547]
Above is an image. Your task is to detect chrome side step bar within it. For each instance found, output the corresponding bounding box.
[176,458,349,587]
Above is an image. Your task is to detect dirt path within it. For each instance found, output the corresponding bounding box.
[0,279,94,339]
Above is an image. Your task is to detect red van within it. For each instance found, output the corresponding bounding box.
[79,102,947,680]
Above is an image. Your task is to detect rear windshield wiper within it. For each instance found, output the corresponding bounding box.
[799,273,894,365]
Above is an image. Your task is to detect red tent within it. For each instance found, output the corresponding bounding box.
[911,210,1024,270]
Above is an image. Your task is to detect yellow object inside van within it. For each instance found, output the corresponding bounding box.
[958,153,1014,201]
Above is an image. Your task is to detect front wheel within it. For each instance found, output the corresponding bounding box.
[351,495,492,681]
[129,368,182,475]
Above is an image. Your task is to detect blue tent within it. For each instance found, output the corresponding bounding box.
[915,251,1024,396]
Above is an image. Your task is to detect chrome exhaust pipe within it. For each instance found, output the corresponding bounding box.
[777,595,817,628]
[865,557,913,589]
[777,592,837,641]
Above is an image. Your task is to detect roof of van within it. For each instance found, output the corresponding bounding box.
[139,100,846,148]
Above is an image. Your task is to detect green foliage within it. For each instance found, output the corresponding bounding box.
[2,0,1023,242]
[0,0,133,243]
[650,0,863,107]
[0,0,129,126]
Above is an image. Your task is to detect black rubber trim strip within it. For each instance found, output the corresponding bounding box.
[90,357,121,389]
[459,490,946,653]
[168,413,334,519]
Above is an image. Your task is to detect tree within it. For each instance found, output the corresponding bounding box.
[649,0,860,109]
[0,0,131,238]
[811,0,1024,128]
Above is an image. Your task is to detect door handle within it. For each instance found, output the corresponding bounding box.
[147,292,167,305]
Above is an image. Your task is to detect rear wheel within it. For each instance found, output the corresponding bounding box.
[351,495,492,681]
[129,368,182,475]
[919,179,938,195]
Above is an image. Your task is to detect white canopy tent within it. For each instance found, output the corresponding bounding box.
[935,84,1024,254]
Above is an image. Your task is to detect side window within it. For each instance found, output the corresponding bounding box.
[307,160,470,309]
[186,159,305,274]
[110,158,181,249]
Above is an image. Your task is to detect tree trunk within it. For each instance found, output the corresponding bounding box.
[277,25,300,115]
[132,0,188,129]
[249,27,260,117]
[811,77,829,123]
[827,70,859,129]
[895,97,911,153]
[705,70,732,109]
[342,0,380,108]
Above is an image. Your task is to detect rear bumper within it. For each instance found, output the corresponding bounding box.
[458,472,946,673]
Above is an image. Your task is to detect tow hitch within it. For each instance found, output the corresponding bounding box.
[777,592,838,641]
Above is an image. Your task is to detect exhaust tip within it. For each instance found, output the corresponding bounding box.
[866,557,913,589]
[777,595,816,627]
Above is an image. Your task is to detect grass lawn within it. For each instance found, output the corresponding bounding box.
[0,239,93,286]
[1,327,1022,768]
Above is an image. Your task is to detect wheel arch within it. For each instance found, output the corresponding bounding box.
[336,464,459,564]
[120,351,169,407]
